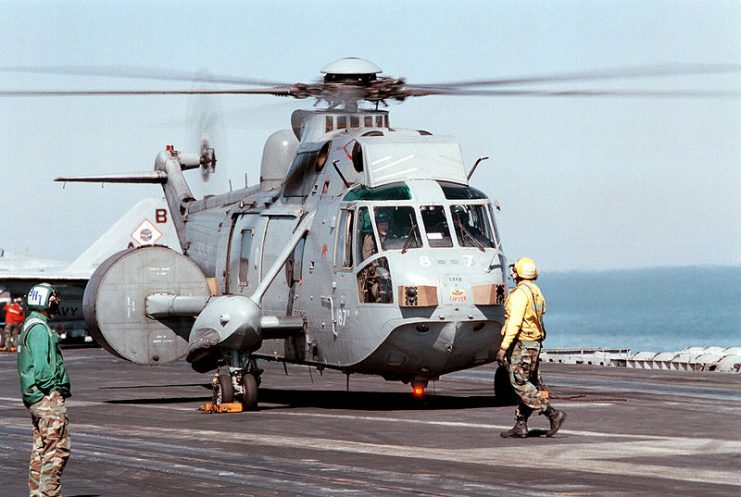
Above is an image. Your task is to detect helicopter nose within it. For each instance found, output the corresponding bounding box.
[360,317,503,378]
[186,327,221,370]
[186,296,264,372]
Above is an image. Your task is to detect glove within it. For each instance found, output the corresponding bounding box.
[496,348,507,365]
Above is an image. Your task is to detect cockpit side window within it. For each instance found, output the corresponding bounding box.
[421,205,453,248]
[357,256,393,304]
[450,204,497,248]
[374,206,421,251]
[488,204,502,248]
[357,207,376,263]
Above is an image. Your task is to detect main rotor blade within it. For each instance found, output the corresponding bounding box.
[0,88,293,97]
[404,87,741,98]
[0,65,287,87]
[419,63,741,89]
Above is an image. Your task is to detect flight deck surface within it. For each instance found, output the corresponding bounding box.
[1,348,739,496]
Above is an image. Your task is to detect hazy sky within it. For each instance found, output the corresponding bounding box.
[1,1,739,271]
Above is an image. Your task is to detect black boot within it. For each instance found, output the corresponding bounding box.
[500,417,528,438]
[544,407,567,437]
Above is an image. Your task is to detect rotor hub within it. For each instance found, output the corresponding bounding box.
[321,57,382,82]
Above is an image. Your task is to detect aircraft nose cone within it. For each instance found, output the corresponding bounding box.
[186,327,221,372]
[187,296,264,373]
[187,327,220,357]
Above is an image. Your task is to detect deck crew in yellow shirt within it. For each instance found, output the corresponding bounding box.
[496,257,566,438]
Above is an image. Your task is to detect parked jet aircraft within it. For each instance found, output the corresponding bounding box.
[1,198,178,342]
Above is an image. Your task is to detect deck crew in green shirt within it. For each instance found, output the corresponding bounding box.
[17,283,71,497]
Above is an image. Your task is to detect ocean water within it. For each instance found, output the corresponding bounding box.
[536,266,741,353]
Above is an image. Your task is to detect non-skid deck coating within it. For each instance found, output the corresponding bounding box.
[0,348,739,496]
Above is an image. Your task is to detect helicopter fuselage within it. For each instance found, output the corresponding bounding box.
[48,55,739,406]
[180,109,508,384]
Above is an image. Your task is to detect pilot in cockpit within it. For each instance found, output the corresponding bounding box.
[362,218,390,260]
[452,206,492,248]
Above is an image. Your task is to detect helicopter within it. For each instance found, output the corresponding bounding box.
[7,57,739,409]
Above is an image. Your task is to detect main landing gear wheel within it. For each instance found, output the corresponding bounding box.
[241,373,258,411]
[217,366,234,404]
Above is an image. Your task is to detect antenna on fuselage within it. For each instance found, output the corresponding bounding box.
[467,156,489,181]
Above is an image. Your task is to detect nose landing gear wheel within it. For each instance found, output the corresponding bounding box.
[241,373,258,411]
[217,366,234,404]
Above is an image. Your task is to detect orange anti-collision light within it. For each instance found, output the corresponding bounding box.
[166,144,174,151]
[413,386,425,397]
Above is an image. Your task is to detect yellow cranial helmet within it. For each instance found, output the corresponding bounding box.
[512,257,538,280]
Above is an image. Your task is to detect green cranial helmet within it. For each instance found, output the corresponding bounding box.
[26,283,61,313]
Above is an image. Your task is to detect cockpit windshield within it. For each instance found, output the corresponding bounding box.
[374,206,421,251]
[449,204,497,248]
[344,199,497,269]
[359,206,422,261]
[420,205,453,247]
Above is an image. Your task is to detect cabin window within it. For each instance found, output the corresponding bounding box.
[284,146,330,198]
[350,116,360,128]
[325,116,333,133]
[364,116,373,127]
[337,115,347,129]
[315,142,329,172]
[375,115,384,127]
[373,206,421,251]
[335,208,354,270]
[352,142,364,172]
[450,204,496,248]
[421,205,453,247]
[238,229,254,285]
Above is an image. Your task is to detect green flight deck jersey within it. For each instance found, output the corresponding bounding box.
[17,311,71,407]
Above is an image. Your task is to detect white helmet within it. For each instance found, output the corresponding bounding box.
[26,283,61,313]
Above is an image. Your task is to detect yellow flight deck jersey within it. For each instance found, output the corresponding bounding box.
[500,281,546,350]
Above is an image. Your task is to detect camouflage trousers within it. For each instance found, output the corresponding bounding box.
[508,340,550,419]
[28,391,71,497]
[3,323,20,349]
